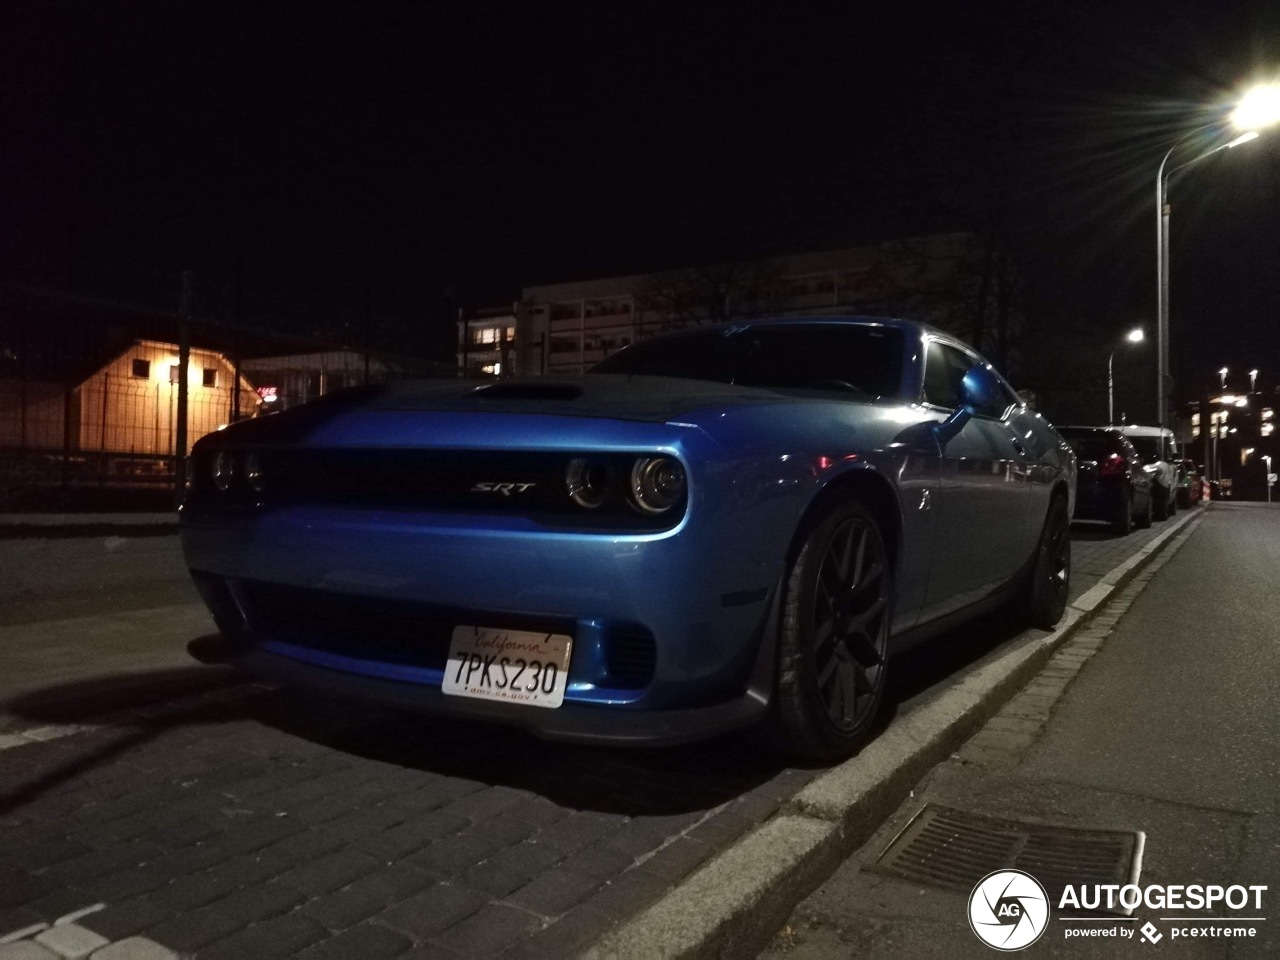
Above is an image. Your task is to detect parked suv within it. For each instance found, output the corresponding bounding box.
[1117,425,1179,520]
[1058,426,1154,534]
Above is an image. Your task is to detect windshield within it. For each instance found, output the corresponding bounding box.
[1127,436,1163,461]
[1064,436,1120,461]
[590,323,905,399]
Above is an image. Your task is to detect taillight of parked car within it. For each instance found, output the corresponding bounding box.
[1099,453,1129,477]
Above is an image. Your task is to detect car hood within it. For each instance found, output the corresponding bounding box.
[211,374,878,445]
[368,374,817,420]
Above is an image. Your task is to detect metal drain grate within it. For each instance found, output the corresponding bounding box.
[867,804,1143,914]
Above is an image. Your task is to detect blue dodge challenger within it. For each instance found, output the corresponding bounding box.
[181,317,1075,760]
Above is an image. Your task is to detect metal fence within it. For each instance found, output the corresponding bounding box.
[0,286,453,509]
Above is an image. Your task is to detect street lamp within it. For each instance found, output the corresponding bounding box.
[1155,83,1280,432]
[1220,366,1229,390]
[1265,454,1274,504]
[1108,327,1145,424]
[1250,369,1258,392]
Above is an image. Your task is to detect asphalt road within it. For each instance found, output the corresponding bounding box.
[0,513,1200,959]
[763,502,1280,959]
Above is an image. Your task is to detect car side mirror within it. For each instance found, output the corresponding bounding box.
[934,363,1002,446]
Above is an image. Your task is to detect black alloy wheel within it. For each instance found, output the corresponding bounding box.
[1021,494,1070,629]
[1112,492,1133,536]
[1153,487,1170,520]
[1136,490,1154,529]
[774,499,890,760]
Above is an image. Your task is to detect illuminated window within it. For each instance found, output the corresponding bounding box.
[132,358,151,378]
[1264,408,1274,421]
[169,364,181,383]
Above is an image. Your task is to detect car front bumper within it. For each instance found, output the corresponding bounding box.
[180,499,787,744]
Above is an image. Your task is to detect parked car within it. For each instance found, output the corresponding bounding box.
[1116,425,1179,520]
[1175,458,1203,507]
[180,317,1076,761]
[1057,426,1153,535]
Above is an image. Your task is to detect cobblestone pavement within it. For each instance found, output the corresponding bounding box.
[0,514,1195,958]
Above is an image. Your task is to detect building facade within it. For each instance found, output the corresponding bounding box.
[81,340,259,457]
[509,233,1015,377]
[456,305,518,378]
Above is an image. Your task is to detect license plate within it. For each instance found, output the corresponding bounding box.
[442,626,573,709]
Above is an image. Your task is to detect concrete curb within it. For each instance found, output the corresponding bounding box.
[583,505,1208,960]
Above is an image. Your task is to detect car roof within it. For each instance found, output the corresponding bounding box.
[1059,425,1124,435]
[644,314,957,343]
[1114,424,1173,437]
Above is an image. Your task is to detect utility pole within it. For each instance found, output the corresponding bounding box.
[174,270,192,506]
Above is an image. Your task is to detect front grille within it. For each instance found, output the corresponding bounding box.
[237,580,655,689]
[188,448,684,531]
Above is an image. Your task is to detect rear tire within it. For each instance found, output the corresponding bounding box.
[1153,487,1170,521]
[1018,494,1070,629]
[772,499,890,761]
[1136,491,1153,529]
[1111,493,1133,536]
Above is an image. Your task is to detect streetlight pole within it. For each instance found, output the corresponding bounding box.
[1266,454,1274,504]
[1250,368,1258,393]
[1154,84,1280,432]
[1220,367,1229,391]
[1108,327,1145,425]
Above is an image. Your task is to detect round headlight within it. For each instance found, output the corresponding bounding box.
[212,450,236,492]
[566,458,613,509]
[245,453,266,493]
[629,457,686,514]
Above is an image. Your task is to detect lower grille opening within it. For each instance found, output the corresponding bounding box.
[606,628,658,689]
[234,580,656,690]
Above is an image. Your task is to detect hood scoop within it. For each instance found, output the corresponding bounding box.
[470,381,584,401]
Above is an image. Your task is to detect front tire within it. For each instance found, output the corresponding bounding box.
[772,499,890,761]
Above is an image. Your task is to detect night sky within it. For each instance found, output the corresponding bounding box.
[3,2,1279,409]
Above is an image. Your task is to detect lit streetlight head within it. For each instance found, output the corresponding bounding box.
[1220,367,1229,377]
[1126,328,1145,343]
[1231,83,1280,132]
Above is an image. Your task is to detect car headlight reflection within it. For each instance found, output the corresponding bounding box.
[212,451,236,492]
[629,457,686,514]
[245,453,266,493]
[566,458,613,509]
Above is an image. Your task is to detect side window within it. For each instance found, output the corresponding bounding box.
[923,342,971,409]
[923,341,1016,418]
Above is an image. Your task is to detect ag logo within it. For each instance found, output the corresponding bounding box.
[968,869,1049,950]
